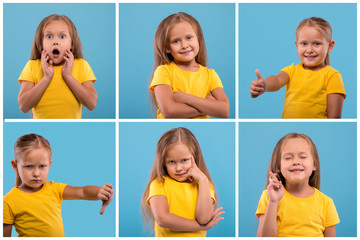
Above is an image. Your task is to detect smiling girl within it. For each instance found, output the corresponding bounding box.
[17,14,97,119]
[149,12,229,119]
[250,17,346,118]
[256,133,339,237]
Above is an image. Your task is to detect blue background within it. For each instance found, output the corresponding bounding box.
[3,122,116,237]
[119,122,235,236]
[239,122,357,237]
[119,3,235,119]
[3,3,116,119]
[239,3,357,119]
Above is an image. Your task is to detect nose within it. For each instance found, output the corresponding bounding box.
[175,163,182,172]
[181,41,189,49]
[33,168,40,177]
[53,42,58,46]
[292,159,300,166]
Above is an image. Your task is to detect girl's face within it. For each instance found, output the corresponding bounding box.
[295,25,334,71]
[280,137,316,186]
[11,148,52,192]
[164,142,193,182]
[166,21,199,67]
[42,20,72,66]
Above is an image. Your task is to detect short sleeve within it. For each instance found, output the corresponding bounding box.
[49,181,67,202]
[209,69,223,91]
[210,184,216,205]
[255,190,269,218]
[149,65,171,92]
[280,63,296,79]
[78,59,96,83]
[325,198,340,227]
[326,71,346,99]
[3,201,15,225]
[18,61,35,84]
[147,178,166,206]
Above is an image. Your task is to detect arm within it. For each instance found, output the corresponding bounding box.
[324,225,336,237]
[18,50,54,113]
[149,195,224,231]
[257,172,284,237]
[63,183,114,215]
[154,84,203,118]
[174,87,230,118]
[187,157,214,225]
[250,70,289,98]
[327,93,344,118]
[62,50,98,111]
[3,224,12,237]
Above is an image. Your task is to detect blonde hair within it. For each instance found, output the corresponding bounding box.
[30,14,83,60]
[14,134,52,187]
[141,127,216,231]
[296,17,332,66]
[150,12,207,110]
[266,133,320,189]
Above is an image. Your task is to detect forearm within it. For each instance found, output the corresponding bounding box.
[264,75,284,92]
[178,94,229,118]
[159,100,203,118]
[82,185,102,200]
[195,178,214,225]
[63,76,97,110]
[18,79,51,113]
[257,201,278,237]
[156,211,205,231]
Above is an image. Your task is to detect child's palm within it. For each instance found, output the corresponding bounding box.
[267,172,284,202]
[41,50,54,80]
[187,157,206,182]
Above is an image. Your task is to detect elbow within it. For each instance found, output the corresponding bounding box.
[216,102,230,118]
[85,95,98,111]
[18,99,30,113]
[154,214,170,229]
[196,216,212,226]
[160,106,177,118]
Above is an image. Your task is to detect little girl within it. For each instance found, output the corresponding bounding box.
[3,134,114,237]
[18,14,97,119]
[256,133,339,237]
[250,17,346,118]
[149,12,229,119]
[142,127,224,237]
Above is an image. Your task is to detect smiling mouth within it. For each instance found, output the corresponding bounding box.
[290,169,304,172]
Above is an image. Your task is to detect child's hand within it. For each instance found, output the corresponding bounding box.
[98,183,114,215]
[206,95,216,101]
[41,50,54,81]
[202,207,225,230]
[267,172,284,203]
[250,69,266,98]
[186,156,207,182]
[62,49,74,79]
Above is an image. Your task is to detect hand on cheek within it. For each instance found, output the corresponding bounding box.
[62,49,74,79]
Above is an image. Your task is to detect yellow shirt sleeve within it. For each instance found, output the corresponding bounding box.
[149,65,170,92]
[147,178,166,205]
[209,69,224,91]
[3,200,15,225]
[325,198,340,227]
[19,61,35,83]
[255,190,268,218]
[325,71,346,99]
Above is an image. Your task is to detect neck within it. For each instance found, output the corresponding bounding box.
[174,60,199,72]
[285,181,314,198]
[18,183,44,193]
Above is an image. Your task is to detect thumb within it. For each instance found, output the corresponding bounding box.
[100,201,109,215]
[255,69,263,80]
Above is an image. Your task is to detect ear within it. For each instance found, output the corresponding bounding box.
[295,40,298,49]
[328,40,335,53]
[50,159,53,165]
[11,160,18,172]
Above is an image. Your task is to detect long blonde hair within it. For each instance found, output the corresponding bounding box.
[30,14,83,60]
[296,17,332,66]
[141,127,216,231]
[150,12,208,110]
[14,134,52,187]
[266,133,321,189]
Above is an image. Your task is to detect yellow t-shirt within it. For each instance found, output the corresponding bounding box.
[281,63,346,118]
[149,62,224,119]
[146,176,216,237]
[18,59,96,119]
[3,181,67,237]
[255,188,340,237]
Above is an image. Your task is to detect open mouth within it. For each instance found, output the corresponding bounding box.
[52,49,60,56]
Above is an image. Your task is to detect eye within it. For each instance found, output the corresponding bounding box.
[39,165,46,168]
[167,160,175,164]
[301,42,307,46]
[314,42,321,46]
[46,35,52,39]
[60,35,65,39]
[172,40,179,44]
[181,158,189,163]
[187,36,192,40]
[25,165,33,169]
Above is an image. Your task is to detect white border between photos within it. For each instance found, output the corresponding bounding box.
[1,0,359,239]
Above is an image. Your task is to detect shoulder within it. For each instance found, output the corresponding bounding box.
[323,65,341,78]
[3,187,19,202]
[24,59,42,68]
[48,180,67,193]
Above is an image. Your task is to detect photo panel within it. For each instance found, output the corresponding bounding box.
[119,3,235,119]
[119,122,235,236]
[239,122,356,237]
[239,3,356,119]
[3,3,116,119]
[3,122,116,237]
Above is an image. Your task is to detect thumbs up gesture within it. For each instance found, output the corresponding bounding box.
[250,69,266,98]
